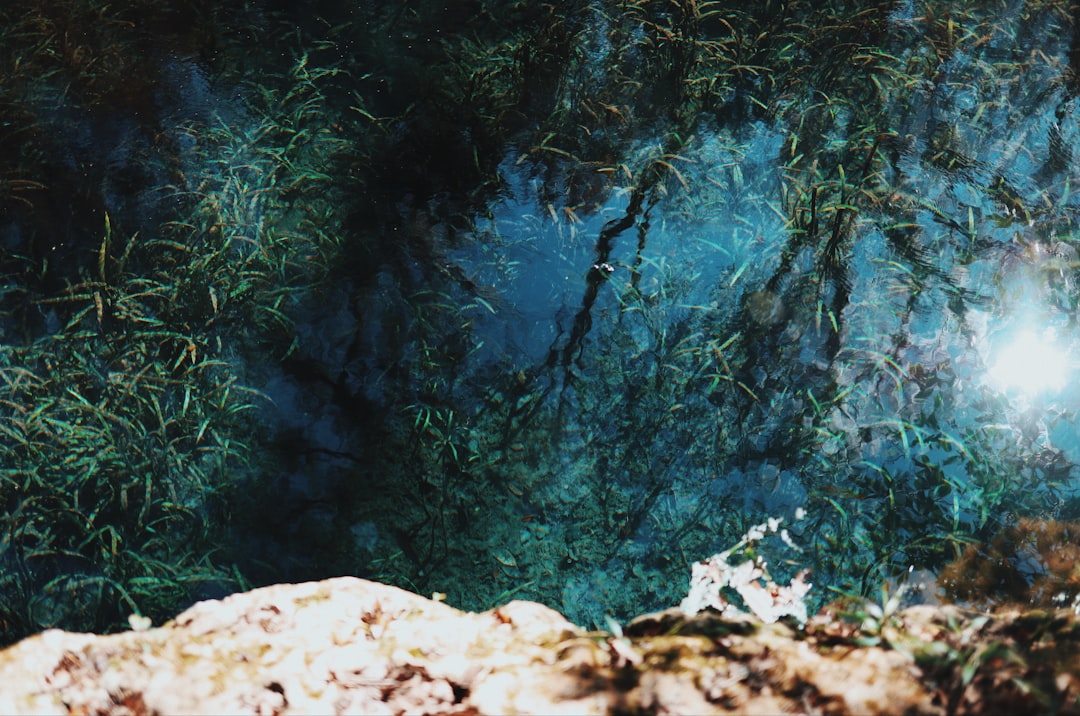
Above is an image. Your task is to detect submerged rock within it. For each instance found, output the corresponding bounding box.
[939,517,1080,611]
[0,576,1079,715]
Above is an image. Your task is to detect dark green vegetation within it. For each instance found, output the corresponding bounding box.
[0,0,354,640]
[1,0,1079,643]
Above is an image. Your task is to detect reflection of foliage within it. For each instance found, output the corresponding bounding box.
[335,0,1080,625]
[0,1,222,294]
[2,0,1077,642]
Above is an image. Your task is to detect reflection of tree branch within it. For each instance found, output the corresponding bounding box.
[547,186,646,370]
[546,136,693,374]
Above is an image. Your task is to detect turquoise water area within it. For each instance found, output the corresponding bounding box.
[1,0,1080,641]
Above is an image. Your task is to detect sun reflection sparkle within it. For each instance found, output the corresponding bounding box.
[986,329,1069,395]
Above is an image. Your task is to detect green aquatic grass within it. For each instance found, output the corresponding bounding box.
[1,0,1078,639]
[0,2,357,641]
[0,320,249,637]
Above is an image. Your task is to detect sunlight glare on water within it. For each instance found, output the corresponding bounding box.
[986,328,1070,396]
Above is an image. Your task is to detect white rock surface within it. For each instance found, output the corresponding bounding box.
[0,577,582,715]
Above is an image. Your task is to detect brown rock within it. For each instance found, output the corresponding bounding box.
[939,517,1080,609]
[1,576,1079,714]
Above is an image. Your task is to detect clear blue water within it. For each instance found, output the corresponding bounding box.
[330,1,1080,626]
[4,0,1080,640]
